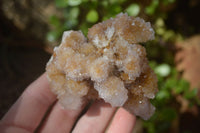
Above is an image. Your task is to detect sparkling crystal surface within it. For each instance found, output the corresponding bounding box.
[46,13,158,120]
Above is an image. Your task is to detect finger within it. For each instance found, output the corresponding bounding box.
[72,100,116,133]
[38,101,86,133]
[1,73,56,132]
[107,108,136,133]
[0,124,31,133]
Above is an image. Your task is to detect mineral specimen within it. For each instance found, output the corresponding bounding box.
[46,13,158,120]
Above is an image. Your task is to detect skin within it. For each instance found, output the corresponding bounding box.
[0,73,136,133]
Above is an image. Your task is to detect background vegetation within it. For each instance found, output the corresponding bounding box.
[0,0,200,132]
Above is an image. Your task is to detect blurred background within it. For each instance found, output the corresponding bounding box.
[0,0,200,132]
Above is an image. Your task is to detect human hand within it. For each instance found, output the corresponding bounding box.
[0,73,136,133]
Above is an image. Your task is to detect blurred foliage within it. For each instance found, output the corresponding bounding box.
[145,62,199,133]
[47,0,183,44]
[47,0,200,132]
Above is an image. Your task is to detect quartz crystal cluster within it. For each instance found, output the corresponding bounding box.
[46,13,158,120]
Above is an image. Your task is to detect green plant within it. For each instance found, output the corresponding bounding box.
[47,0,142,43]
[144,62,199,133]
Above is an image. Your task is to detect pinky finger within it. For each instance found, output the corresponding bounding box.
[107,108,136,133]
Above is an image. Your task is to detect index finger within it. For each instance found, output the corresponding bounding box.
[1,73,56,132]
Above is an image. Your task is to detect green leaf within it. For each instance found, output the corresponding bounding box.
[64,19,78,29]
[163,30,175,41]
[155,18,165,27]
[160,108,177,121]
[55,0,68,8]
[155,64,171,77]
[47,31,60,42]
[109,0,126,4]
[101,0,108,7]
[111,5,122,14]
[145,0,159,15]
[162,0,176,5]
[79,23,89,36]
[109,0,118,4]
[49,15,61,28]
[125,3,140,17]
[184,88,198,99]
[143,121,156,133]
[68,0,82,6]
[156,90,170,100]
[70,7,80,19]
[156,27,165,35]
[86,10,99,23]
[149,61,157,69]
[174,79,189,94]
[165,78,177,90]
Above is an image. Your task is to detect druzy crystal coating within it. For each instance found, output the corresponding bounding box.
[46,13,158,120]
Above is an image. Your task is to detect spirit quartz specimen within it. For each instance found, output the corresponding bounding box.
[46,13,158,120]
